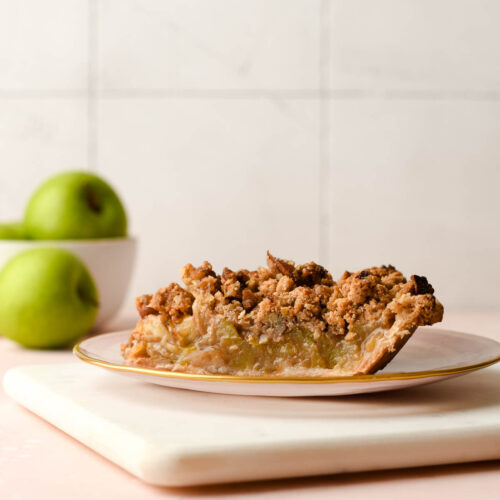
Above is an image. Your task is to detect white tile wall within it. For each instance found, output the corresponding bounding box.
[98,98,320,301]
[0,1,88,91]
[98,0,320,91]
[0,99,88,219]
[0,0,499,312]
[330,0,500,92]
[327,99,500,309]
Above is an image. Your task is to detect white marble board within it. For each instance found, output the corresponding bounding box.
[3,363,500,487]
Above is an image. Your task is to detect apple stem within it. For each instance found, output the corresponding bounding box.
[84,184,102,214]
[77,284,99,308]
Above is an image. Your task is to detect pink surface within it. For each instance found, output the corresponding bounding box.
[1,311,499,499]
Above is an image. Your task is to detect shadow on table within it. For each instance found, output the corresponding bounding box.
[157,460,500,498]
[97,366,500,420]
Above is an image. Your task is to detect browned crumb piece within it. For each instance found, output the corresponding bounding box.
[324,266,442,337]
[135,294,155,318]
[136,283,194,324]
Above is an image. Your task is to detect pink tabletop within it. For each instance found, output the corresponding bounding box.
[1,311,499,499]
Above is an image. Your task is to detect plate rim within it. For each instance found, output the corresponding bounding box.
[73,328,500,385]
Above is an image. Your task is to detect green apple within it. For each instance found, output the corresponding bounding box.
[0,247,98,348]
[0,221,26,239]
[24,171,127,240]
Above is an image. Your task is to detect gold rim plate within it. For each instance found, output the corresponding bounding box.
[73,328,500,385]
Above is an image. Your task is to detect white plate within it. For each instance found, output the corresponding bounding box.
[73,327,500,397]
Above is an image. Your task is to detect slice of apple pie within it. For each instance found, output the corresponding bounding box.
[121,253,443,376]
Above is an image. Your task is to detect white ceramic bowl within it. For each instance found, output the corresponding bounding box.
[0,238,136,327]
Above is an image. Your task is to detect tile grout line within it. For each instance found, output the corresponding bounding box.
[318,0,331,266]
[0,90,87,98]
[87,0,99,171]
[1,89,500,100]
[97,89,320,98]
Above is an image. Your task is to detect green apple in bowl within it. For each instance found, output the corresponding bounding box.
[0,221,26,239]
[24,171,127,240]
[0,247,99,348]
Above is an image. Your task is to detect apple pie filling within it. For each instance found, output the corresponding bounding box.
[122,253,444,376]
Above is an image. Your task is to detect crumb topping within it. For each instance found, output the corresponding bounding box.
[135,252,443,343]
[136,283,194,324]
